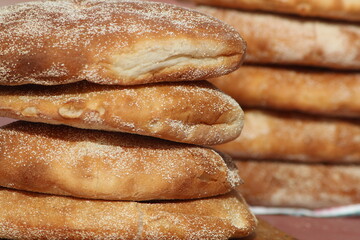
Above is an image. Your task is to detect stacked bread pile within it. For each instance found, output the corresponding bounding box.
[0,0,259,239]
[193,0,360,209]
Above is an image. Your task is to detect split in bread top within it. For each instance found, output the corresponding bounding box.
[0,0,246,86]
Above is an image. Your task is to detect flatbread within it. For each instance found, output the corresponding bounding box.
[193,0,360,22]
[0,81,243,145]
[215,109,360,163]
[0,189,257,239]
[210,65,360,118]
[0,0,245,86]
[235,160,360,209]
[197,6,360,70]
[0,121,241,201]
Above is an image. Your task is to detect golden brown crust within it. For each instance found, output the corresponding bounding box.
[0,81,244,145]
[0,189,257,239]
[193,0,360,22]
[235,160,360,209]
[210,65,360,118]
[0,0,246,86]
[214,109,360,163]
[0,121,242,201]
[197,6,360,70]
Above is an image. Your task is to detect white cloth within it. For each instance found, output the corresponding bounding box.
[251,205,360,218]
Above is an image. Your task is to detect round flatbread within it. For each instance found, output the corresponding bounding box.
[0,81,244,145]
[0,0,245,86]
[198,6,360,70]
[0,121,241,200]
[210,65,360,118]
[0,189,257,240]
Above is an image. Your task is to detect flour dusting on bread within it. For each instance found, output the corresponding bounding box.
[0,0,245,85]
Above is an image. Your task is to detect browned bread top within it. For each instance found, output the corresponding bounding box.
[0,121,241,201]
[0,0,246,86]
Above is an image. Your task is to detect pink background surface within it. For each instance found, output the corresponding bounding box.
[1,0,359,239]
[0,118,15,126]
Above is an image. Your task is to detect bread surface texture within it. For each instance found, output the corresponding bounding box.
[193,0,360,22]
[0,0,246,86]
[210,65,360,118]
[0,81,244,145]
[0,121,241,200]
[215,109,360,163]
[197,6,360,69]
[0,189,257,240]
[235,160,360,209]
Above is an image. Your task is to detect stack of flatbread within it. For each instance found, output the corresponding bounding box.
[193,0,360,209]
[0,0,259,239]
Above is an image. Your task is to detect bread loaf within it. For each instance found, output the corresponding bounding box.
[197,6,360,70]
[0,189,257,239]
[193,0,360,22]
[0,80,243,145]
[235,160,360,209]
[210,65,360,118]
[0,0,246,86]
[0,121,241,200]
[215,109,360,163]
